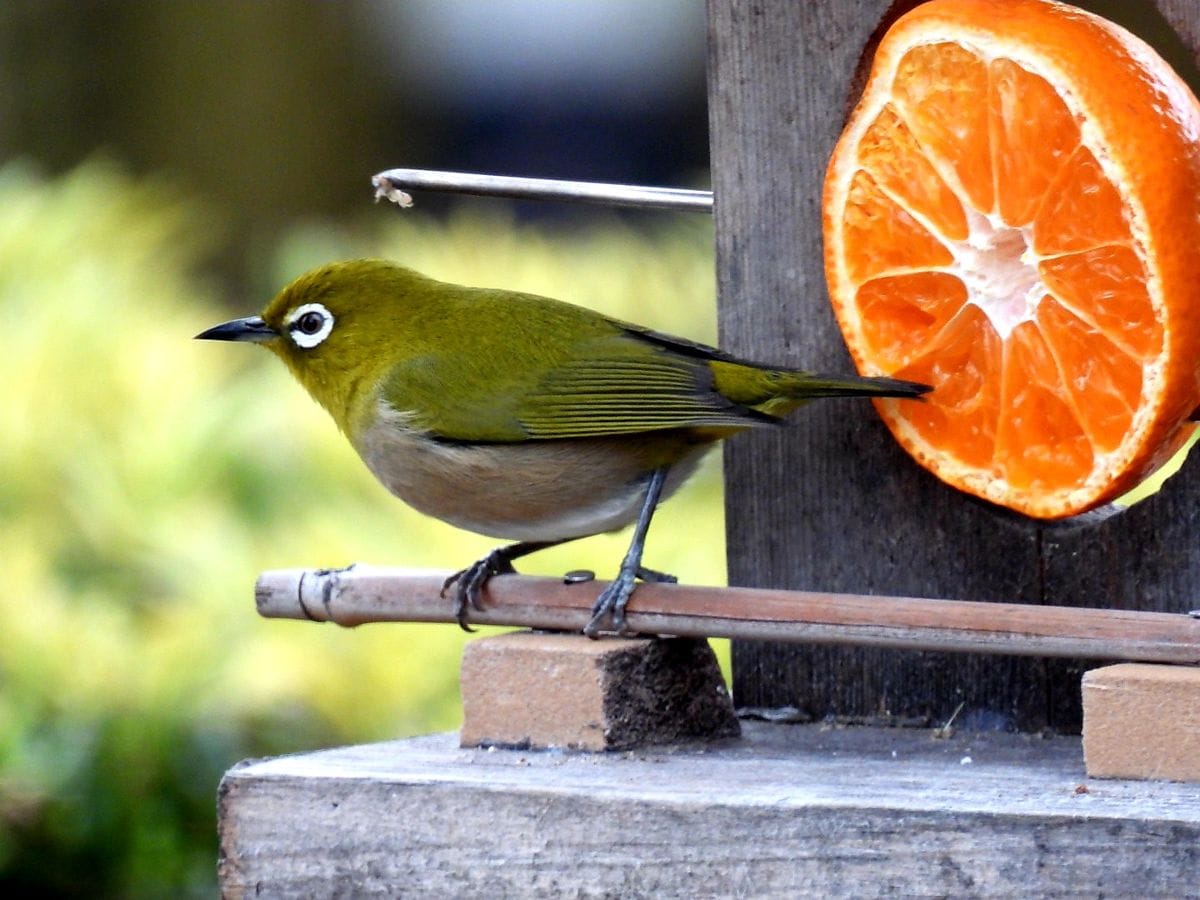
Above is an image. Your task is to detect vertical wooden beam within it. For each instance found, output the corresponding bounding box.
[1035,0,1200,729]
[707,0,1200,731]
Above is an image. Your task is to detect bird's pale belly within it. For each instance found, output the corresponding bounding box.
[356,413,712,542]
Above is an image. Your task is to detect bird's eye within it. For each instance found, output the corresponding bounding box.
[286,302,334,349]
[297,311,324,335]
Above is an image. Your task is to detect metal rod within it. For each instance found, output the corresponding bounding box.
[256,566,1200,664]
[372,168,714,212]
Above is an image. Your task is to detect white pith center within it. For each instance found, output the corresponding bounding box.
[954,209,1046,340]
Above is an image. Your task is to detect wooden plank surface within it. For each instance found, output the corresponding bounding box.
[707,0,1200,732]
[254,566,1200,664]
[219,722,1200,898]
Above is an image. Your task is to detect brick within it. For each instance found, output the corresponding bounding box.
[459,632,739,751]
[1081,663,1200,782]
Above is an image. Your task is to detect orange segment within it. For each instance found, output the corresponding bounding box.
[1032,147,1134,254]
[892,42,995,213]
[990,57,1079,226]
[856,272,967,370]
[1035,296,1139,452]
[995,320,1092,492]
[823,0,1200,518]
[842,170,955,283]
[857,106,969,240]
[894,304,1003,470]
[1038,246,1159,360]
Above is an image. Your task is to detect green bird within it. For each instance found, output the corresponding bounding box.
[198,260,929,635]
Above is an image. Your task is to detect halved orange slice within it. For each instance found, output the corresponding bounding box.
[823,0,1200,518]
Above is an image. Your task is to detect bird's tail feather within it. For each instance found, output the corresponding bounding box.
[730,369,931,419]
[787,373,931,400]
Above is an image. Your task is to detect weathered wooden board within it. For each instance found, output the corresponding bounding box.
[708,0,1200,732]
[219,722,1200,898]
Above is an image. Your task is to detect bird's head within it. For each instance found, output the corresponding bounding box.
[196,259,436,434]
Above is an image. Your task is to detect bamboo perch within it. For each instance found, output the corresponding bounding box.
[372,168,714,212]
[256,566,1200,664]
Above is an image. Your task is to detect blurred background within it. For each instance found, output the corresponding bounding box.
[0,2,718,895]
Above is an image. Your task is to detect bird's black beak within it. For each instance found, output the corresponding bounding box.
[195,315,278,343]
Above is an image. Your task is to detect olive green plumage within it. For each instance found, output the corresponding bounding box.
[198,258,929,633]
[257,259,920,443]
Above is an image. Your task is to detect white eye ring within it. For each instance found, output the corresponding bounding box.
[286,302,334,349]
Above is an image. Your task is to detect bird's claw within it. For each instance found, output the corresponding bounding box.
[583,565,677,636]
[441,550,517,631]
[583,564,676,637]
[583,571,640,639]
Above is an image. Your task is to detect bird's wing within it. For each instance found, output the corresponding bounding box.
[514,332,777,439]
[379,326,776,443]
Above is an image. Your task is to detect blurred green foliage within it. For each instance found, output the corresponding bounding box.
[0,162,726,896]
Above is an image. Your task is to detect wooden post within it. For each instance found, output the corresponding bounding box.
[708,0,1200,732]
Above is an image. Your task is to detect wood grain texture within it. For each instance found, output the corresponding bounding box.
[219,722,1200,898]
[708,0,1200,732]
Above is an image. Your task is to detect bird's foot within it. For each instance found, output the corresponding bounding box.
[582,566,674,637]
[635,565,677,584]
[583,466,671,639]
[583,568,641,639]
[441,549,518,631]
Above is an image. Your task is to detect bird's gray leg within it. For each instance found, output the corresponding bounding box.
[583,466,670,638]
[443,539,567,631]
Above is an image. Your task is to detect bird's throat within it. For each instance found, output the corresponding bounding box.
[273,345,379,439]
